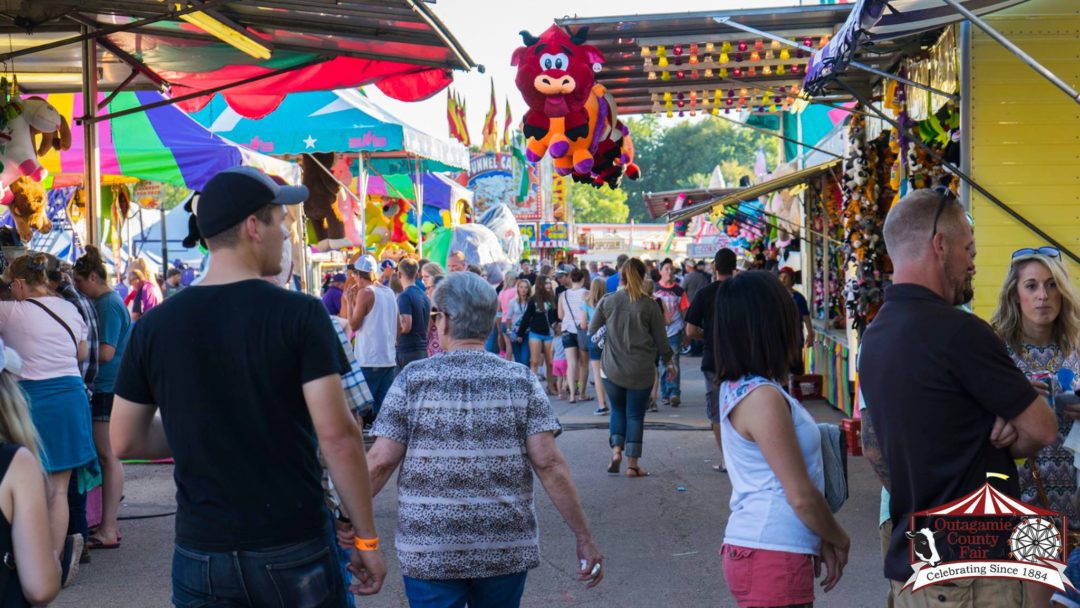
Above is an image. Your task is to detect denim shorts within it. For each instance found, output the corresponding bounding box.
[561,331,589,351]
[90,392,114,423]
[588,337,602,361]
[529,332,552,343]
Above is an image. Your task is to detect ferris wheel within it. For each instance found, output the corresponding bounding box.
[1009,517,1062,564]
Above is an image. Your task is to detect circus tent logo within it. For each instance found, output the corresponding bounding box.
[902,481,1075,594]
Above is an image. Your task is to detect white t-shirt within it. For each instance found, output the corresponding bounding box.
[0,297,88,380]
[560,288,588,335]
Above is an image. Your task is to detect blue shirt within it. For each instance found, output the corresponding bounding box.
[397,284,429,353]
[605,272,619,294]
[321,285,343,316]
[94,290,132,393]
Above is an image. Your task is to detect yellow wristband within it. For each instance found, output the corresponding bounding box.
[353,536,379,552]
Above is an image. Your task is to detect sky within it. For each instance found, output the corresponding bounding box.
[365,0,823,142]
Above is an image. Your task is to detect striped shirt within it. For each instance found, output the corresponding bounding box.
[372,350,561,579]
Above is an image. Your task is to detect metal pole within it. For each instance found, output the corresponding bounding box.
[81,28,101,251]
[958,22,973,211]
[837,80,1080,266]
[939,0,1080,105]
[160,201,169,271]
[413,155,424,258]
[714,17,961,102]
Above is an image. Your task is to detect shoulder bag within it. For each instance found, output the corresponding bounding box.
[26,298,79,352]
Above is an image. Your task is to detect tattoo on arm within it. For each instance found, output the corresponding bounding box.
[861,414,891,492]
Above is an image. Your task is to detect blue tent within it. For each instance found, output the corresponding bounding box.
[188,89,469,172]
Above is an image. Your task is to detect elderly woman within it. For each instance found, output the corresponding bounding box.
[365,272,603,606]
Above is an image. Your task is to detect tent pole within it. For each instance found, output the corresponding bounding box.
[939,0,1080,105]
[713,17,960,102]
[160,200,168,272]
[837,80,1080,266]
[81,28,102,252]
[414,155,424,258]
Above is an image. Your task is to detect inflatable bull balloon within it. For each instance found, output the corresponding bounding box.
[512,24,640,189]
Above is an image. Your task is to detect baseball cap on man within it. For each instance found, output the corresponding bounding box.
[352,255,379,274]
[380,259,396,271]
[196,167,308,239]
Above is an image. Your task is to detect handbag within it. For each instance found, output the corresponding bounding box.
[1026,459,1080,547]
[817,422,849,513]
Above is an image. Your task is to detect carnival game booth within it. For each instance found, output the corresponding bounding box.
[0,0,475,256]
[189,88,472,266]
[561,0,1054,416]
[0,90,298,278]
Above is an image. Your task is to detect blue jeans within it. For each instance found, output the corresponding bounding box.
[603,379,650,458]
[397,349,428,373]
[510,336,530,367]
[171,523,346,608]
[360,367,395,416]
[659,332,683,399]
[485,326,500,354]
[403,571,528,608]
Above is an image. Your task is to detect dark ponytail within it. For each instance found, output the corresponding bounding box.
[74,245,107,281]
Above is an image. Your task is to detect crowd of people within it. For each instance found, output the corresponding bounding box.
[0,165,1075,608]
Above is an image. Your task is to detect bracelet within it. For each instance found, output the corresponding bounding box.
[353,536,379,552]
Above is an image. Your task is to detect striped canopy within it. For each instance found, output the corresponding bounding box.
[35,91,298,190]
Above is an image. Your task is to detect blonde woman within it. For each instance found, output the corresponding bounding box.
[585,278,609,415]
[990,247,1080,605]
[0,340,61,604]
[588,259,674,477]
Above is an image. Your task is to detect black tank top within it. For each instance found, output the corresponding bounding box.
[0,443,28,608]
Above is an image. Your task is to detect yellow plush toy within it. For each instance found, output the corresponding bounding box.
[364,196,392,259]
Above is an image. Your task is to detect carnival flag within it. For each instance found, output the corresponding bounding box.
[480,78,498,153]
[501,96,513,149]
[447,89,471,146]
[457,91,471,147]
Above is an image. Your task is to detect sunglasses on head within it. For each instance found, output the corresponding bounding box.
[1012,247,1060,260]
[930,186,959,239]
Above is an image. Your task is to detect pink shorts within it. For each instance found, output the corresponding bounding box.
[551,360,568,377]
[721,544,814,607]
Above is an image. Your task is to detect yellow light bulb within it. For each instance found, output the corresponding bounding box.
[719,52,729,64]
[780,48,790,60]
[641,47,651,58]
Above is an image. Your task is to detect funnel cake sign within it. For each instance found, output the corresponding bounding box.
[902,482,1075,593]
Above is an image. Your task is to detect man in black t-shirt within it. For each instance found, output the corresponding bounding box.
[111,167,386,605]
[778,267,814,375]
[684,248,736,473]
[860,189,1055,605]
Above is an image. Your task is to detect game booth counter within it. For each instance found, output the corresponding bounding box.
[567,0,1080,420]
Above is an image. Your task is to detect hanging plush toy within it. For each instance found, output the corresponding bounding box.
[7,176,49,243]
[330,154,364,248]
[364,196,392,258]
[301,153,352,252]
[512,25,642,189]
[0,97,71,204]
[384,198,416,256]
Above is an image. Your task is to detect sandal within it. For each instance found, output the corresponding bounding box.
[648,401,659,413]
[579,394,593,402]
[626,466,650,478]
[86,536,121,550]
[606,456,622,474]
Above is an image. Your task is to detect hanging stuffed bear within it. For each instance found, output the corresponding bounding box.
[7,176,49,243]
[301,153,352,252]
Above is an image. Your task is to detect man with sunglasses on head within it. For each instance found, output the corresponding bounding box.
[859,187,1057,607]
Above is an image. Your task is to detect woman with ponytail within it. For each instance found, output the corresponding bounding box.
[74,245,131,551]
[588,258,674,478]
[0,253,95,572]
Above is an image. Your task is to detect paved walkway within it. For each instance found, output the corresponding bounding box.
[54,356,891,607]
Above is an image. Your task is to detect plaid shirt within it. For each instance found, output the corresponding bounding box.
[332,316,373,416]
[59,282,99,389]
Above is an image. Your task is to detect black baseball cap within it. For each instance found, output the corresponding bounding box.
[196,167,308,239]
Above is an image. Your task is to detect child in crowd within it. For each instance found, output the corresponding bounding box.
[551,321,568,400]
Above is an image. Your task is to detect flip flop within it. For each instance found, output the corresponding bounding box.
[86,536,121,550]
[626,466,650,478]
[606,458,622,474]
[579,394,594,402]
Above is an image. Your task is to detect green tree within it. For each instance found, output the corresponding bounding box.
[619,115,780,223]
[569,181,629,223]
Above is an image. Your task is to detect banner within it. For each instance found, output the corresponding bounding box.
[519,223,538,247]
[551,174,568,222]
[468,151,542,220]
[537,222,569,249]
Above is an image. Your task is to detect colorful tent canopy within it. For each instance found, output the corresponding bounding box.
[1,1,475,119]
[189,89,469,172]
[368,173,472,211]
[36,91,299,190]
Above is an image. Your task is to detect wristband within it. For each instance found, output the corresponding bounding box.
[353,536,379,552]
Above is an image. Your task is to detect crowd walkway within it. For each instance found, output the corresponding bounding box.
[55,357,890,607]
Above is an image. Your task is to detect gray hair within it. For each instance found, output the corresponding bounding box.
[433,272,498,341]
[883,188,966,263]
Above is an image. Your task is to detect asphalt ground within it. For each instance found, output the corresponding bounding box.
[54,356,891,607]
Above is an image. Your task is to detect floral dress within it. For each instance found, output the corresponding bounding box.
[1009,343,1080,528]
